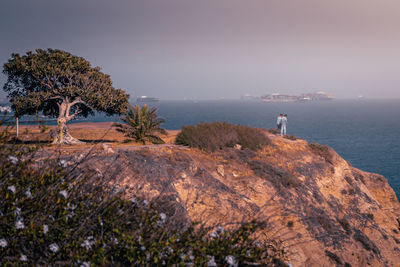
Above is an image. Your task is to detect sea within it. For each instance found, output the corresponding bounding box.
[2,99,400,198]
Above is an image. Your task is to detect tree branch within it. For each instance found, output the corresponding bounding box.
[67,107,82,121]
[49,96,63,100]
[70,97,85,106]
[71,97,95,110]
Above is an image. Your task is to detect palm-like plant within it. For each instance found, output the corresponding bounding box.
[114,104,167,144]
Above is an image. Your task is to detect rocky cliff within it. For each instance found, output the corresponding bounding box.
[49,133,400,266]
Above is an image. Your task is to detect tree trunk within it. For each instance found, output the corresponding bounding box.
[51,116,83,145]
[51,100,84,145]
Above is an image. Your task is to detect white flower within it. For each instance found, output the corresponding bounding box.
[157,212,168,227]
[25,188,33,198]
[211,225,225,238]
[8,155,18,164]
[216,225,224,234]
[159,213,167,222]
[111,237,119,245]
[14,207,22,217]
[7,185,16,194]
[66,202,77,210]
[210,231,218,238]
[60,160,68,168]
[49,243,59,253]
[141,246,146,251]
[66,211,75,219]
[15,219,25,229]
[225,255,238,267]
[0,238,8,248]
[81,236,95,250]
[80,262,90,267]
[59,190,68,198]
[207,256,217,267]
[20,254,28,262]
[130,197,138,205]
[43,224,49,234]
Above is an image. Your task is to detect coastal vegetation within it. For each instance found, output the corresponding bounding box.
[114,104,167,144]
[176,122,270,152]
[0,122,287,266]
[2,49,129,145]
[309,143,333,164]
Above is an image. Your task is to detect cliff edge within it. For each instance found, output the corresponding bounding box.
[50,132,400,266]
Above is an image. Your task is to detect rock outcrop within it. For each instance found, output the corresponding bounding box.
[50,134,400,266]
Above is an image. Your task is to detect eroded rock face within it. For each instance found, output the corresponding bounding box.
[50,135,400,266]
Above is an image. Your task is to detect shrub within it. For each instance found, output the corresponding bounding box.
[353,229,380,255]
[176,122,270,152]
[0,122,286,266]
[248,160,301,189]
[283,134,298,141]
[114,104,167,144]
[325,250,343,265]
[308,143,333,164]
[268,128,280,135]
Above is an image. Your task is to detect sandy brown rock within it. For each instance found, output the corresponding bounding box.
[41,132,400,266]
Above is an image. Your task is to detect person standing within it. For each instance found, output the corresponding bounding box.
[276,114,283,130]
[280,114,288,135]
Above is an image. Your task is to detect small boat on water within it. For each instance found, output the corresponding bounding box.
[136,96,159,102]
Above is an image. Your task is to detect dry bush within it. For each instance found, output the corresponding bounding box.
[248,160,301,189]
[283,135,298,141]
[268,128,280,135]
[308,143,333,164]
[176,122,270,152]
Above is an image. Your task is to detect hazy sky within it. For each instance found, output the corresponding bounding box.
[1,0,400,100]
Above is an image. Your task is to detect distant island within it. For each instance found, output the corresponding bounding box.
[241,91,334,102]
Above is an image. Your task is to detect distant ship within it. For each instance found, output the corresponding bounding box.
[136,96,160,102]
[261,92,334,102]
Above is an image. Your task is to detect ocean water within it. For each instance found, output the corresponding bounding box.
[144,99,400,198]
[3,99,400,198]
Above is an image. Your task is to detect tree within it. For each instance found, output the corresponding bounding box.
[114,104,167,144]
[2,49,129,144]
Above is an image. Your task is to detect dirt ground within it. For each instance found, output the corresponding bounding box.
[4,122,179,147]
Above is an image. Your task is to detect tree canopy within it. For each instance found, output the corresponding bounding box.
[2,49,129,143]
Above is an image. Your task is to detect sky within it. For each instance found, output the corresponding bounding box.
[1,0,400,100]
